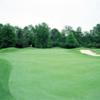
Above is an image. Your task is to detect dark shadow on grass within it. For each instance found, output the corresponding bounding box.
[0,59,14,100]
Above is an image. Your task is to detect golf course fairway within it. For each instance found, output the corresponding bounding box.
[0,48,100,100]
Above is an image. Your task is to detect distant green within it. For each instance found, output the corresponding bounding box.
[0,48,100,100]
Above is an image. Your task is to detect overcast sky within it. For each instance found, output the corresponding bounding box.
[0,0,100,31]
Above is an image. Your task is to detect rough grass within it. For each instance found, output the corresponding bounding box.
[0,48,100,100]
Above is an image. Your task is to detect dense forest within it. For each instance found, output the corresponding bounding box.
[0,23,100,49]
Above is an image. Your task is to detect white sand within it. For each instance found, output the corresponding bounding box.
[80,50,100,56]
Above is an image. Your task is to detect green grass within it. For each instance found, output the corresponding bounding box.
[0,47,100,100]
[0,59,13,100]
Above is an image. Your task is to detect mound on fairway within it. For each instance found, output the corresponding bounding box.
[0,48,100,100]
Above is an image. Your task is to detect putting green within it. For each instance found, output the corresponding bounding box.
[0,48,100,100]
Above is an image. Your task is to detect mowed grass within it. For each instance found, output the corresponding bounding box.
[0,59,13,100]
[0,48,100,100]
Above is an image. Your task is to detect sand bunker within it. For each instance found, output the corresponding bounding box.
[80,50,100,56]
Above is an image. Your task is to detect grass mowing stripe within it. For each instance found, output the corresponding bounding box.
[0,59,13,100]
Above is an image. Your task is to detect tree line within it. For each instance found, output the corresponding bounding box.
[0,23,100,49]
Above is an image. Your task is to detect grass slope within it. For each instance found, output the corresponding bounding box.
[0,59,13,100]
[0,48,100,100]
